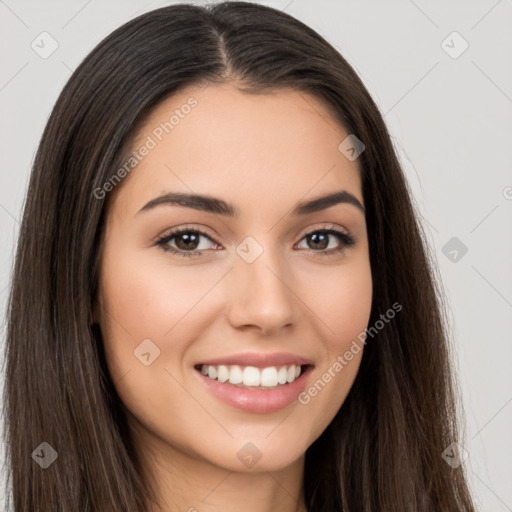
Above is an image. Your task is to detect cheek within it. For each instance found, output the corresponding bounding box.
[99,252,195,332]
[96,245,229,384]
[98,245,223,339]
[293,259,372,428]
[96,247,214,428]
[299,258,373,347]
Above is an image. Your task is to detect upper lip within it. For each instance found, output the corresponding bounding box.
[196,352,313,369]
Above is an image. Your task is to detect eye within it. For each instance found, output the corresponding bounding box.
[155,225,356,258]
[155,227,220,257]
[296,227,356,256]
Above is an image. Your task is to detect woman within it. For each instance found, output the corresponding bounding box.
[3,2,476,511]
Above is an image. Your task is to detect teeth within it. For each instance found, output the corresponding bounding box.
[217,365,229,383]
[229,365,243,384]
[242,366,260,386]
[208,365,217,379]
[199,364,303,388]
[260,367,278,387]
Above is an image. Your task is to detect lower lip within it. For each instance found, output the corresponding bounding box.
[195,366,313,413]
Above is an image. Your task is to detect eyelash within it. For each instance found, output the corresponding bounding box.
[155,225,356,258]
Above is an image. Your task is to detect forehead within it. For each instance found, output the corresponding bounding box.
[111,83,363,216]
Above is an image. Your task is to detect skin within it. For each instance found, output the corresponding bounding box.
[94,82,373,512]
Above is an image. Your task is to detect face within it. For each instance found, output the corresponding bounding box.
[95,83,372,475]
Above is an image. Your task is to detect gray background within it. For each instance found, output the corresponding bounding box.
[1,0,511,510]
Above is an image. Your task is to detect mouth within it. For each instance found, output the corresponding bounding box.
[194,363,310,389]
[193,361,314,413]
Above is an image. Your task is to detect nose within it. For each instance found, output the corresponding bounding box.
[226,247,297,335]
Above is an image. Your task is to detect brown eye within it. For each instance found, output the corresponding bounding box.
[297,228,356,255]
[174,232,201,250]
[156,228,220,257]
[306,231,330,250]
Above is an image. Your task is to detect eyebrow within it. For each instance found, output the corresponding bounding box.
[138,190,365,216]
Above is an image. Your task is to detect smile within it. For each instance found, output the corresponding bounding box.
[194,362,313,413]
[198,364,302,388]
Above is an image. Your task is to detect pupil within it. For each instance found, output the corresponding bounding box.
[176,233,199,250]
[309,232,328,250]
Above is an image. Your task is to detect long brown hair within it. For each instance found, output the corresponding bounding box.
[3,2,476,510]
